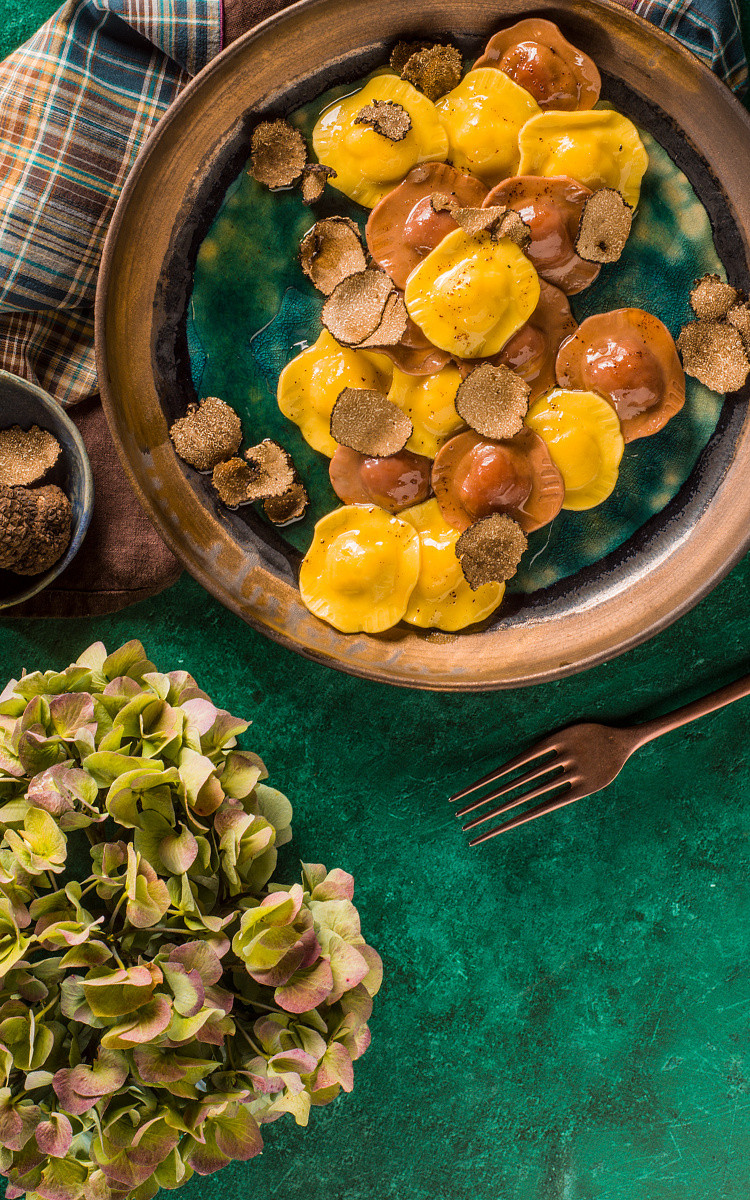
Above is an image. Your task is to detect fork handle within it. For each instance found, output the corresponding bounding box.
[630,668,750,748]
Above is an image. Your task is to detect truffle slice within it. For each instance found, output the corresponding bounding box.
[455,364,530,440]
[727,301,750,353]
[0,482,37,570]
[170,397,243,471]
[250,119,307,189]
[244,440,297,497]
[455,513,528,590]
[401,44,463,102]
[431,195,530,246]
[11,485,72,576]
[689,273,740,320]
[575,189,632,264]
[0,425,61,487]
[330,388,413,457]
[321,269,395,346]
[263,482,309,525]
[390,40,433,74]
[354,100,412,142]
[299,217,366,295]
[301,163,336,205]
[357,291,409,349]
[676,320,750,393]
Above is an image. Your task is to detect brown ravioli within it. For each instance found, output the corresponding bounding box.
[330,388,413,457]
[366,162,488,290]
[401,44,463,101]
[263,482,309,525]
[474,17,601,111]
[676,320,750,393]
[250,119,307,189]
[484,176,598,295]
[354,101,411,141]
[556,308,686,441]
[455,513,528,589]
[689,274,741,320]
[301,163,336,205]
[432,428,564,534]
[0,425,61,488]
[329,444,432,513]
[299,217,366,295]
[170,397,243,471]
[575,189,632,264]
[455,364,530,439]
[321,269,394,346]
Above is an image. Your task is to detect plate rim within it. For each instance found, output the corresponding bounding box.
[95,0,750,691]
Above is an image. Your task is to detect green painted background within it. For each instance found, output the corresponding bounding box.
[2,4,750,1198]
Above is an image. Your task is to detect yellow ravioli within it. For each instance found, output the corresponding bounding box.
[435,68,541,186]
[311,75,449,208]
[277,331,391,457]
[517,109,649,209]
[401,500,504,630]
[404,229,540,358]
[525,388,624,510]
[299,505,420,633]
[387,364,464,458]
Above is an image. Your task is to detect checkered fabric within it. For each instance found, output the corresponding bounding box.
[0,0,745,407]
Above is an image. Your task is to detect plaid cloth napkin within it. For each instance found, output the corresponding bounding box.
[0,0,746,616]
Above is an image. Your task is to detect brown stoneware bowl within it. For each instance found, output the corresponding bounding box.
[96,0,750,690]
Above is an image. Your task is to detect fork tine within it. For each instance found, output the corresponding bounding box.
[461,775,571,831]
[449,740,558,804]
[454,757,564,818]
[467,786,586,845]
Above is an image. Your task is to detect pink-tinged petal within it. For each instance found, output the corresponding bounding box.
[314,1042,354,1093]
[275,959,334,1014]
[48,693,95,738]
[326,935,370,1003]
[35,1114,73,1158]
[169,941,224,986]
[184,1130,229,1176]
[310,868,354,902]
[213,1109,263,1163]
[269,1048,318,1075]
[162,962,205,1018]
[100,996,172,1049]
[359,944,384,997]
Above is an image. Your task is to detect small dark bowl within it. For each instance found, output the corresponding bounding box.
[0,371,94,610]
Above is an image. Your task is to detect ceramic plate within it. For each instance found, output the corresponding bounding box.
[96,0,750,690]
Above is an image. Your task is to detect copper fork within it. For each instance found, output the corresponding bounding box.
[451,669,750,845]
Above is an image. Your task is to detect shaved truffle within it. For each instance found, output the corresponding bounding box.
[455,364,530,439]
[330,388,413,457]
[401,44,463,101]
[354,100,412,142]
[170,397,242,471]
[301,163,336,204]
[0,425,61,487]
[455,513,528,590]
[575,189,632,264]
[390,40,432,74]
[689,273,740,320]
[677,320,750,393]
[321,269,395,346]
[357,290,409,348]
[431,195,530,246]
[727,301,750,353]
[212,440,295,508]
[250,119,307,189]
[10,485,72,576]
[299,217,366,295]
[263,481,309,525]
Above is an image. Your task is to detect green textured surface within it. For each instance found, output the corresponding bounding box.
[3,4,750,1199]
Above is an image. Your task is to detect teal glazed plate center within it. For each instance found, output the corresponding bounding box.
[96,0,750,690]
